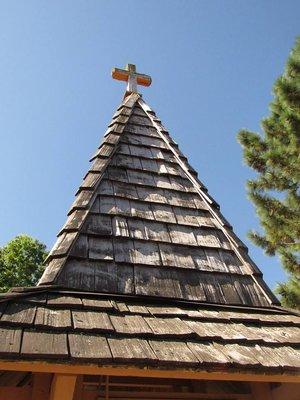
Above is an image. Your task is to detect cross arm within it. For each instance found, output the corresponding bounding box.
[111,67,152,87]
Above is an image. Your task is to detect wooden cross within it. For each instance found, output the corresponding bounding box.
[111,64,152,93]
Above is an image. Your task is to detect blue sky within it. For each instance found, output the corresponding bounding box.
[0,1,299,291]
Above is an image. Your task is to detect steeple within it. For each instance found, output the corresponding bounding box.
[38,67,278,307]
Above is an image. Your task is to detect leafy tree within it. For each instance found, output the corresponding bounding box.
[237,38,300,309]
[0,235,47,292]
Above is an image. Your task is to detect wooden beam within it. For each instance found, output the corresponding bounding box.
[0,387,31,400]
[31,373,52,400]
[49,374,77,400]
[0,360,299,384]
[250,382,273,400]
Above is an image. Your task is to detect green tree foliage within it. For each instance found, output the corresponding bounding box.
[0,235,47,292]
[238,38,300,309]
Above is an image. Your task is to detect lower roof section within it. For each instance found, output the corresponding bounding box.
[0,288,299,375]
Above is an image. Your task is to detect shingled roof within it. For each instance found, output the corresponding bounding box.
[38,92,277,307]
[0,91,299,375]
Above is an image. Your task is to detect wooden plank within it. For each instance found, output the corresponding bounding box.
[68,334,112,360]
[55,259,95,291]
[35,307,72,329]
[38,257,66,284]
[127,219,147,240]
[88,237,114,260]
[31,373,53,400]
[115,198,131,215]
[145,221,171,242]
[113,239,135,263]
[49,232,77,256]
[49,374,77,400]
[62,210,88,231]
[136,186,167,203]
[94,262,134,294]
[214,343,260,366]
[128,144,153,158]
[187,342,229,365]
[97,180,114,195]
[47,295,82,308]
[127,170,155,186]
[0,328,22,355]
[0,302,36,325]
[168,225,197,246]
[113,181,138,199]
[81,172,101,189]
[108,338,157,362]
[159,243,195,268]
[174,208,200,226]
[69,234,88,258]
[72,310,114,332]
[81,298,113,311]
[127,305,149,314]
[130,200,154,219]
[107,167,128,183]
[132,240,161,265]
[149,340,198,366]
[145,317,193,337]
[21,330,68,358]
[146,306,186,316]
[195,229,221,248]
[152,204,177,223]
[83,214,112,235]
[110,315,152,335]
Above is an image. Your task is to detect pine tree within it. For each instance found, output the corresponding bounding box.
[237,38,300,309]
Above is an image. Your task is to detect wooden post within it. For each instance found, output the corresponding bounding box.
[31,373,53,399]
[250,382,273,400]
[73,375,83,400]
[49,374,77,400]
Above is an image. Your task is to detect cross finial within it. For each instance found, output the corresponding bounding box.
[111,64,152,94]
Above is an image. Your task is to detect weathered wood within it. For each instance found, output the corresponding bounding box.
[35,307,72,329]
[168,225,197,245]
[145,317,193,337]
[187,342,229,365]
[132,240,161,265]
[89,237,114,260]
[0,302,36,326]
[0,328,22,355]
[49,374,77,400]
[72,310,114,332]
[149,340,198,365]
[21,330,68,358]
[81,298,113,311]
[47,295,82,308]
[108,338,157,362]
[110,315,152,335]
[68,334,112,360]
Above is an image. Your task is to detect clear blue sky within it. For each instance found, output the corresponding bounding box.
[0,1,299,291]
